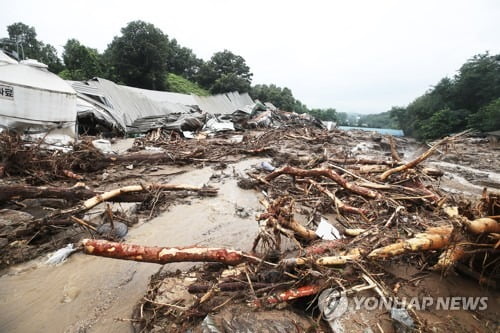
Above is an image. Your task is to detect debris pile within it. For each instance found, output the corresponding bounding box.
[0,126,498,332]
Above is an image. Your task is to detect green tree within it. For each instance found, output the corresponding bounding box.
[59,39,102,80]
[3,22,63,73]
[453,53,500,113]
[417,108,470,139]
[359,111,399,129]
[104,20,169,90]
[250,84,308,113]
[166,39,203,81]
[391,52,500,139]
[308,108,337,121]
[196,50,252,93]
[468,98,500,132]
[336,112,349,126]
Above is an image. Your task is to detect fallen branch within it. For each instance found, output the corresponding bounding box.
[265,166,380,199]
[379,131,469,181]
[81,239,253,266]
[307,179,369,216]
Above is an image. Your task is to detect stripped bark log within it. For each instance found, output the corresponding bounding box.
[433,245,467,270]
[344,228,366,237]
[81,239,253,266]
[389,136,402,162]
[368,226,453,259]
[251,285,321,307]
[276,216,317,241]
[265,166,380,199]
[282,249,361,267]
[465,218,500,234]
[357,165,390,174]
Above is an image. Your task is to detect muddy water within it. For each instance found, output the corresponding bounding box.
[0,158,265,333]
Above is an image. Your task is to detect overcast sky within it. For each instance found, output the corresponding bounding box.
[1,0,499,113]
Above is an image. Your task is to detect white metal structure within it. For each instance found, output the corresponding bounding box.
[0,51,77,136]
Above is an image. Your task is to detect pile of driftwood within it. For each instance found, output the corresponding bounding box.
[1,128,498,330]
[65,130,498,331]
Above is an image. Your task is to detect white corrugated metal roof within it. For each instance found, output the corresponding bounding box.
[124,86,198,105]
[0,62,75,94]
[194,92,254,114]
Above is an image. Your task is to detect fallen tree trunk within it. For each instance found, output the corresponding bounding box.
[0,184,97,202]
[368,226,453,259]
[465,218,500,234]
[265,166,380,199]
[81,239,253,266]
[0,184,217,203]
[252,285,321,307]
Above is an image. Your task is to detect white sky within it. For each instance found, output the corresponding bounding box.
[1,0,499,113]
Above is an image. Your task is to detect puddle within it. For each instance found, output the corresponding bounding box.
[0,158,265,333]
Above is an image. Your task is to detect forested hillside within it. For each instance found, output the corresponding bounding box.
[390,53,500,139]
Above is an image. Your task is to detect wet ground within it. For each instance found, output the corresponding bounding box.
[0,158,264,333]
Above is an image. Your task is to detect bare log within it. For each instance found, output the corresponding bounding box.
[81,239,252,266]
[358,165,390,174]
[0,184,98,202]
[0,183,216,203]
[344,228,366,237]
[379,131,469,181]
[433,245,467,270]
[252,285,321,307]
[465,218,500,234]
[389,136,402,162]
[368,226,453,259]
[265,166,380,199]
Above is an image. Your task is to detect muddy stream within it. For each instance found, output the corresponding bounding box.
[0,158,264,333]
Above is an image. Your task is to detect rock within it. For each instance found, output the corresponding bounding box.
[0,209,33,227]
[96,222,128,239]
[391,307,414,333]
[197,304,315,332]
